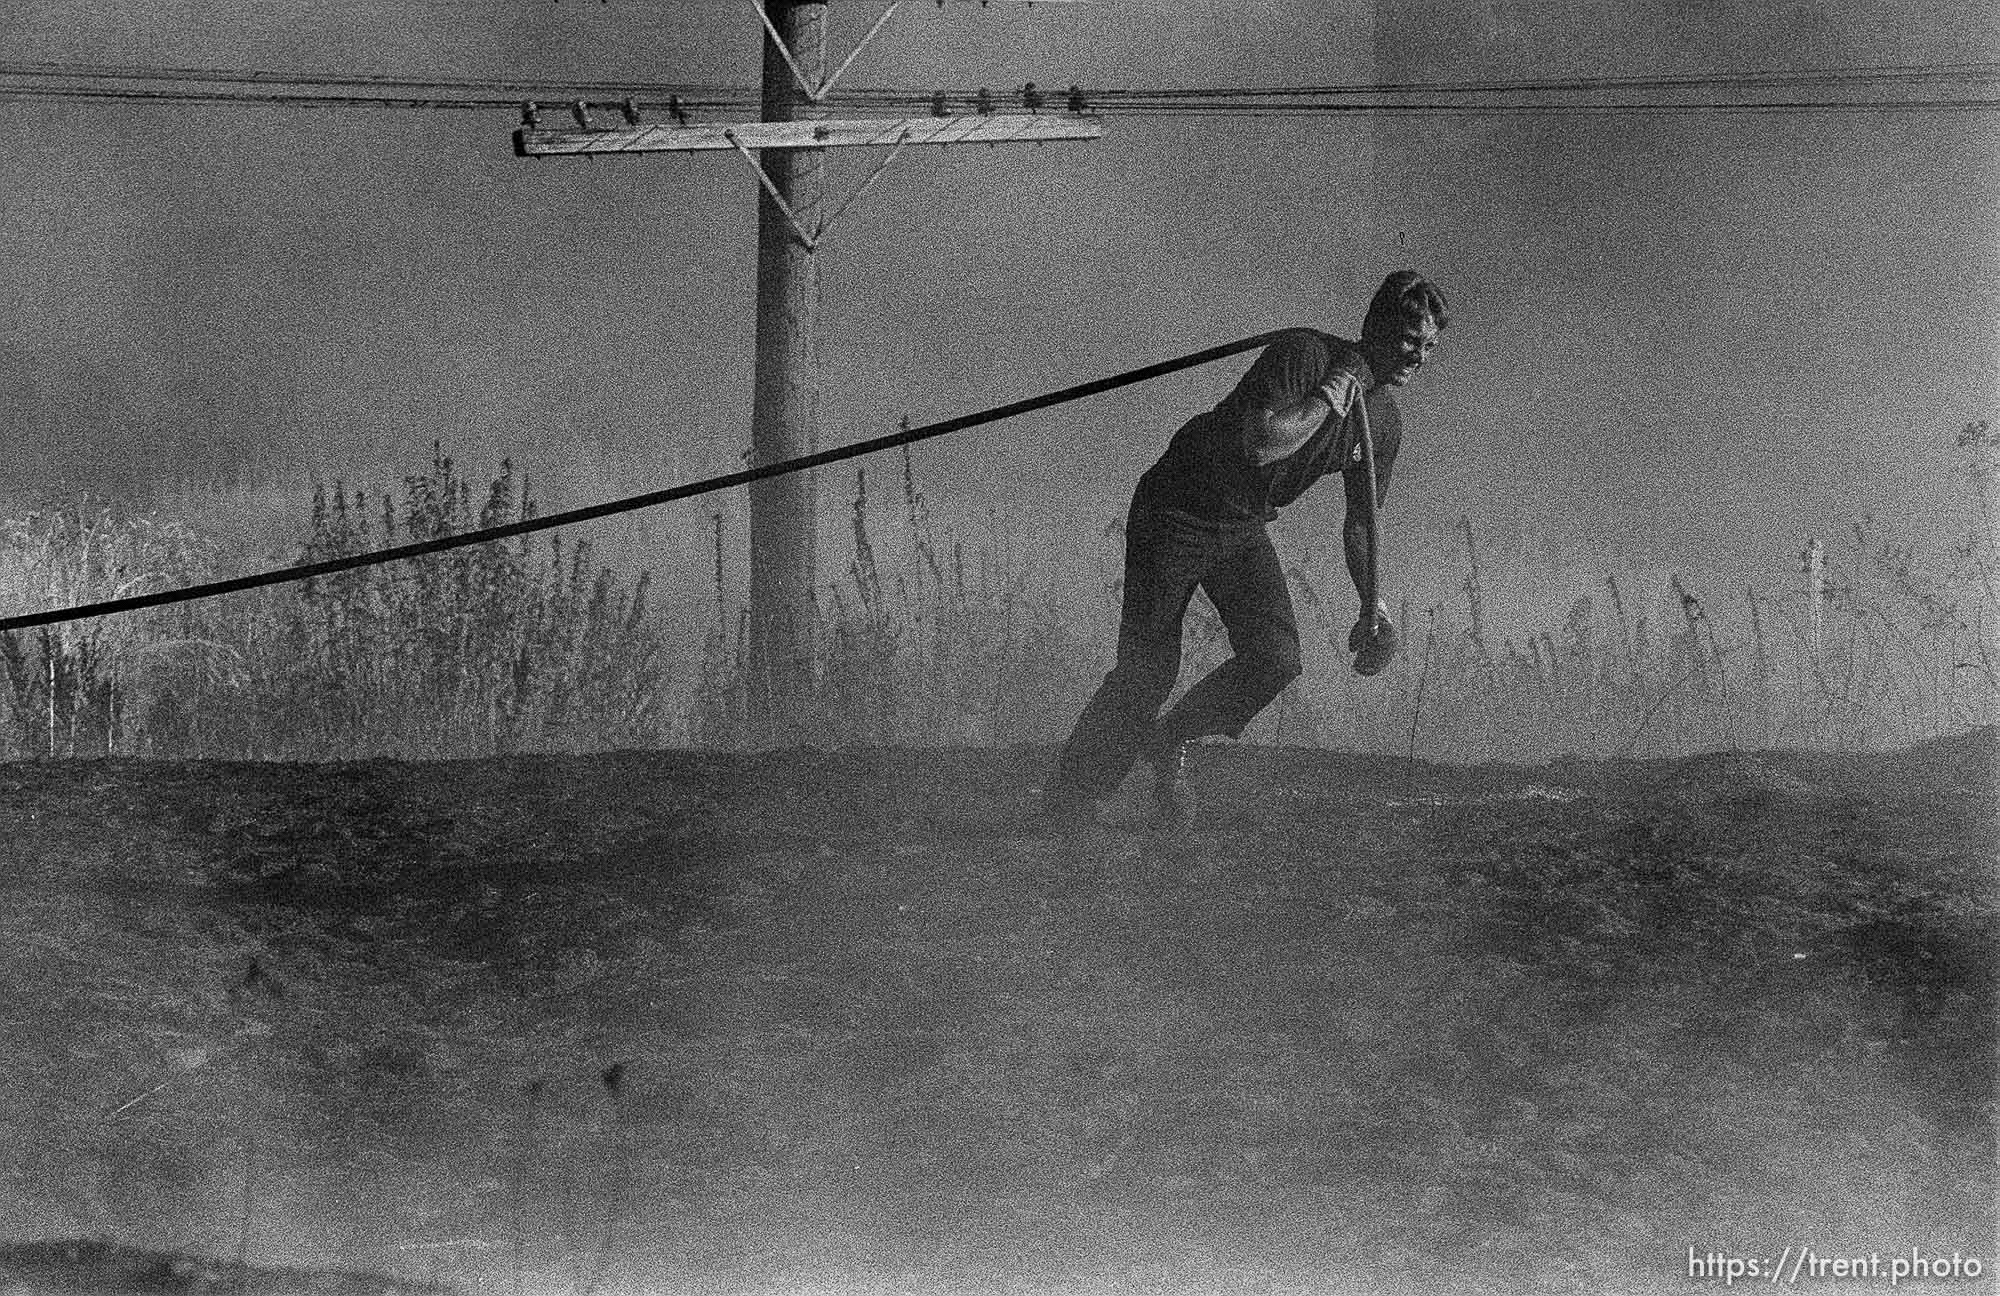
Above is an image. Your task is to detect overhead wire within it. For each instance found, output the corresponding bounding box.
[2,58,1996,115]
[2,83,1991,116]
[0,58,750,98]
[4,54,1993,92]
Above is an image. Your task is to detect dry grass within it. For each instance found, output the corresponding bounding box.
[1272,422,2000,762]
[1,447,675,761]
[1,425,1994,762]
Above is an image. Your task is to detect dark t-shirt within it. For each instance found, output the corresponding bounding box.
[1136,329,1401,528]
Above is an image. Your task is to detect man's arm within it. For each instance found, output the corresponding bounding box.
[1343,477,1396,673]
[1234,333,1359,466]
[1245,372,1360,466]
[1341,419,1389,620]
[1342,508,1385,624]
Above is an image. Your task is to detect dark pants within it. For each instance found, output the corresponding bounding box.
[1051,493,1303,801]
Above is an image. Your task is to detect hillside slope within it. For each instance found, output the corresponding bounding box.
[1,732,1994,1296]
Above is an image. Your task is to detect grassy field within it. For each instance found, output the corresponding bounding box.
[4,423,1996,762]
[1,728,1992,1296]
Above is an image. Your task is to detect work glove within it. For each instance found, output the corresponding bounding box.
[1348,602,1399,677]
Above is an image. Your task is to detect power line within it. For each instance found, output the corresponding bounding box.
[5,54,1993,94]
[0,59,750,98]
[3,82,1992,116]
[1034,95,2000,116]
[1101,59,2000,98]
[2,58,1996,116]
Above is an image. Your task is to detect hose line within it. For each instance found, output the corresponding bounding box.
[1,330,1293,633]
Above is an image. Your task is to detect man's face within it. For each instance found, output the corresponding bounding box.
[1363,313,1441,388]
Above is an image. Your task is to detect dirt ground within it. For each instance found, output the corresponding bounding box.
[0,731,1993,1296]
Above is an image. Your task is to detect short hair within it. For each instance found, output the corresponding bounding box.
[1362,270,1449,339]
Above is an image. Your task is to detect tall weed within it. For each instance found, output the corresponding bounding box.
[0,449,673,760]
[2,425,1993,762]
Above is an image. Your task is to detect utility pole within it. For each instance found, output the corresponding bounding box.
[514,2,1102,739]
[748,0,828,726]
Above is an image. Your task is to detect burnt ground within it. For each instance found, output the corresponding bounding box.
[0,731,1993,1296]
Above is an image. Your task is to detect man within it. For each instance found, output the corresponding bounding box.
[1044,270,1449,828]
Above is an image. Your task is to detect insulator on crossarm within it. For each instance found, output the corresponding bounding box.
[521,101,542,128]
[621,97,641,125]
[571,100,593,129]
[669,94,690,125]
[1021,82,1043,113]
[930,90,950,117]
[975,87,993,115]
[1067,83,1088,114]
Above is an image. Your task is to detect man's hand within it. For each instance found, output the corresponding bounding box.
[1345,600,1391,651]
[1348,602,1399,676]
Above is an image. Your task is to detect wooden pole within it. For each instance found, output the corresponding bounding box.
[504,4,1101,747]
[748,0,828,736]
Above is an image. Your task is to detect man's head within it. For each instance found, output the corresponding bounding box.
[1360,270,1448,388]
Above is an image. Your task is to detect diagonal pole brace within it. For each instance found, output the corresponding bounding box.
[749,0,904,104]
[817,2,903,101]
[724,129,820,249]
[815,129,911,242]
[747,0,821,102]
